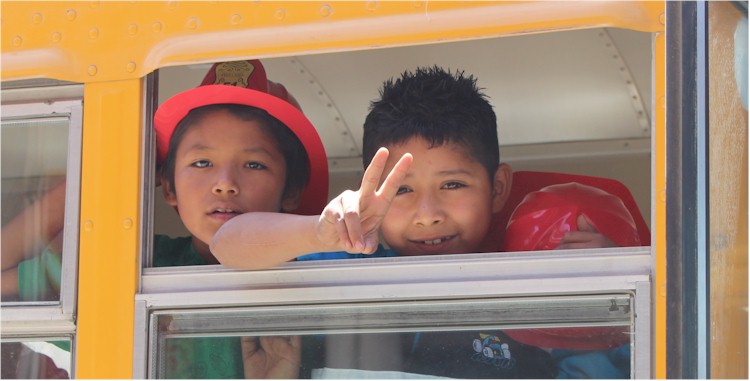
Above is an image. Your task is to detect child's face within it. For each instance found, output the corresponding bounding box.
[163,109,297,254]
[379,138,510,256]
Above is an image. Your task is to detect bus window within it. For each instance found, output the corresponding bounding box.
[136,248,650,378]
[1,82,81,306]
[148,27,653,267]
[0,339,72,379]
[1,82,82,378]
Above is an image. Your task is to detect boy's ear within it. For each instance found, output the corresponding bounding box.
[491,163,513,213]
[161,177,178,207]
[280,189,302,213]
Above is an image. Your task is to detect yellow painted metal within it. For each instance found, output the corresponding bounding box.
[1,0,669,378]
[76,80,142,378]
[652,28,667,379]
[2,1,664,82]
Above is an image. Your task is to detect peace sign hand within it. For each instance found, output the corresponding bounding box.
[317,147,413,254]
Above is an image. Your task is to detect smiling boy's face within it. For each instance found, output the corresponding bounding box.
[163,108,299,258]
[379,137,511,256]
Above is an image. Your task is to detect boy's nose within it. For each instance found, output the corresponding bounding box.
[413,194,445,226]
[212,173,240,196]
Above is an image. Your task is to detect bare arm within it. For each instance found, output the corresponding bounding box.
[1,180,67,272]
[211,148,412,270]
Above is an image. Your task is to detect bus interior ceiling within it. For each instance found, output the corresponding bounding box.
[154,27,652,238]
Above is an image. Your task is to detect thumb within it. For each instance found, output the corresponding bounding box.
[576,214,598,233]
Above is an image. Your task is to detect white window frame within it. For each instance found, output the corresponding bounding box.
[1,86,83,377]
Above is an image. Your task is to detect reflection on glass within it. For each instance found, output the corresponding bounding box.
[1,118,69,302]
[158,328,631,379]
[0,340,71,379]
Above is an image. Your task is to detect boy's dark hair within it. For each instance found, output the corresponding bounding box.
[363,66,499,178]
[161,104,310,205]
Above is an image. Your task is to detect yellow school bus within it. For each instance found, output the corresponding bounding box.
[1,1,746,379]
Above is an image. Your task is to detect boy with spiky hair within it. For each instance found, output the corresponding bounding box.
[212,66,612,265]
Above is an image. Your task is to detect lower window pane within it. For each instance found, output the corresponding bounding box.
[159,328,631,379]
[152,296,633,379]
[0,340,71,379]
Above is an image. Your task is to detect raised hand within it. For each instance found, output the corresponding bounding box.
[556,215,617,250]
[241,336,301,379]
[317,147,413,254]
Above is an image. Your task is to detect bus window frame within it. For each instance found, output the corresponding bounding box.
[1,88,83,378]
[1,90,82,322]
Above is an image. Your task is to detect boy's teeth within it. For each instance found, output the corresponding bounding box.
[425,238,443,245]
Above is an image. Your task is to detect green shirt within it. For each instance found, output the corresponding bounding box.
[17,246,61,302]
[152,235,245,379]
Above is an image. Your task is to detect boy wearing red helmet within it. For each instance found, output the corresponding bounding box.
[153,60,328,267]
[152,59,328,378]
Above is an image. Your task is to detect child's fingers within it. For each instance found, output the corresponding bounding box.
[576,214,597,232]
[333,216,353,250]
[339,190,365,251]
[377,153,413,201]
[558,231,616,249]
[359,147,389,196]
[342,211,365,251]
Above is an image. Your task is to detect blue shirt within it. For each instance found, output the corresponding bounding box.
[296,244,398,261]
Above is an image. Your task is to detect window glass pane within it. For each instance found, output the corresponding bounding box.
[152,296,633,379]
[1,116,69,303]
[0,340,72,379]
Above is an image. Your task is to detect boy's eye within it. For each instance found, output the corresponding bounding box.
[245,162,267,170]
[442,182,466,190]
[396,186,411,195]
[192,160,211,168]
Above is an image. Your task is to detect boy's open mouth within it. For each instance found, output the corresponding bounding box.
[412,235,456,246]
[210,208,241,216]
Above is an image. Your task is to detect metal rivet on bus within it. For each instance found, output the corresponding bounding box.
[659,284,667,297]
[123,218,133,229]
[320,4,333,17]
[658,96,666,109]
[90,0,100,7]
[186,17,199,29]
[366,1,378,11]
[66,9,77,21]
[51,32,62,43]
[230,14,243,25]
[413,1,423,8]
[659,189,667,203]
[659,13,666,25]
[89,27,99,39]
[12,36,22,47]
[32,13,44,24]
[152,22,163,33]
[127,24,138,35]
[274,9,286,20]
[126,62,136,73]
[87,65,98,76]
[84,220,94,232]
